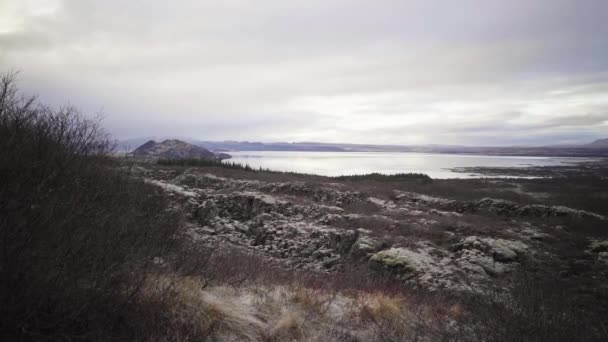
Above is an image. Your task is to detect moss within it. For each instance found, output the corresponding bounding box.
[589,240,608,253]
[371,250,416,272]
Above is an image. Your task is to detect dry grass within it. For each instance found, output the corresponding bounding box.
[138,274,267,341]
[267,311,305,341]
[133,274,419,341]
[288,285,336,315]
[5,71,607,341]
[359,293,406,322]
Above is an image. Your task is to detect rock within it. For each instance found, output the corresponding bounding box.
[476,198,519,215]
[322,255,341,269]
[260,182,367,206]
[598,252,608,265]
[328,230,359,254]
[367,197,397,209]
[142,167,550,293]
[252,213,274,227]
[587,240,608,265]
[456,249,508,276]
[319,213,361,225]
[394,191,605,220]
[350,234,386,259]
[196,199,220,224]
[200,227,216,235]
[589,240,608,253]
[491,244,518,262]
[453,236,527,263]
[144,179,198,198]
[196,191,289,222]
[311,248,333,260]
[521,228,550,241]
[371,247,435,274]
[394,191,457,208]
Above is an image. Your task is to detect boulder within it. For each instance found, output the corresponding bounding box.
[371,247,435,275]
[453,236,527,263]
[328,230,359,254]
[589,240,608,253]
[350,233,386,259]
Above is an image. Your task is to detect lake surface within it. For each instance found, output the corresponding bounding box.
[226,151,592,178]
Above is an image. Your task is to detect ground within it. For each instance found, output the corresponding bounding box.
[127,159,608,341]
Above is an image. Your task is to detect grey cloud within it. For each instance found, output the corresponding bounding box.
[0,30,50,51]
[545,112,608,127]
[1,0,608,145]
[445,112,608,134]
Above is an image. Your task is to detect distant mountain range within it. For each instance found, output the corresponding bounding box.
[584,138,608,149]
[119,137,608,157]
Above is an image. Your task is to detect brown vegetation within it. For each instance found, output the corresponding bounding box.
[2,72,607,341]
[0,72,180,340]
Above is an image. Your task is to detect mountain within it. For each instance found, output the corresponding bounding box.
[192,140,608,157]
[116,136,198,152]
[195,140,347,152]
[132,139,231,160]
[121,137,608,157]
[585,138,608,148]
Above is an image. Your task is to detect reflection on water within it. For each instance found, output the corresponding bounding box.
[225,151,591,179]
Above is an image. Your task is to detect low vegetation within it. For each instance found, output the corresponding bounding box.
[2,72,608,341]
[159,157,266,171]
[158,157,433,183]
[334,172,432,183]
[0,73,181,340]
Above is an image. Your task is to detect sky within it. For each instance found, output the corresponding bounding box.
[1,0,608,146]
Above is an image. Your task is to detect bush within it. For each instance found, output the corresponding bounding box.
[334,172,433,183]
[462,273,608,342]
[158,157,263,171]
[0,72,181,340]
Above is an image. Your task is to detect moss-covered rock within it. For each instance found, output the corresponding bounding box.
[371,248,434,274]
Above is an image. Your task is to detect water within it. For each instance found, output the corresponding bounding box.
[225,151,592,178]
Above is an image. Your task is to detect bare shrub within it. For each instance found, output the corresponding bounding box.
[359,293,405,322]
[266,311,305,341]
[289,285,336,315]
[0,72,181,340]
[458,272,608,342]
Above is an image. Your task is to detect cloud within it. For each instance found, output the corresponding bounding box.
[544,112,608,127]
[1,0,608,145]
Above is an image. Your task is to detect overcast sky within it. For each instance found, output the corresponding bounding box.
[1,0,608,145]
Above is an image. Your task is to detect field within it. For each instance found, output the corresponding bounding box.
[124,157,608,341]
[2,72,607,341]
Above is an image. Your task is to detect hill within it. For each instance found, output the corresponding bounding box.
[133,139,231,160]
[585,138,608,148]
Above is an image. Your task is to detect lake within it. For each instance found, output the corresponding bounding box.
[225,151,592,178]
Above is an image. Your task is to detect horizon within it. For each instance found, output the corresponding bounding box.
[119,135,606,149]
[2,1,608,145]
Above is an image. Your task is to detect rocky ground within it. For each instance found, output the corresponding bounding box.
[134,165,608,298]
[451,158,608,178]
